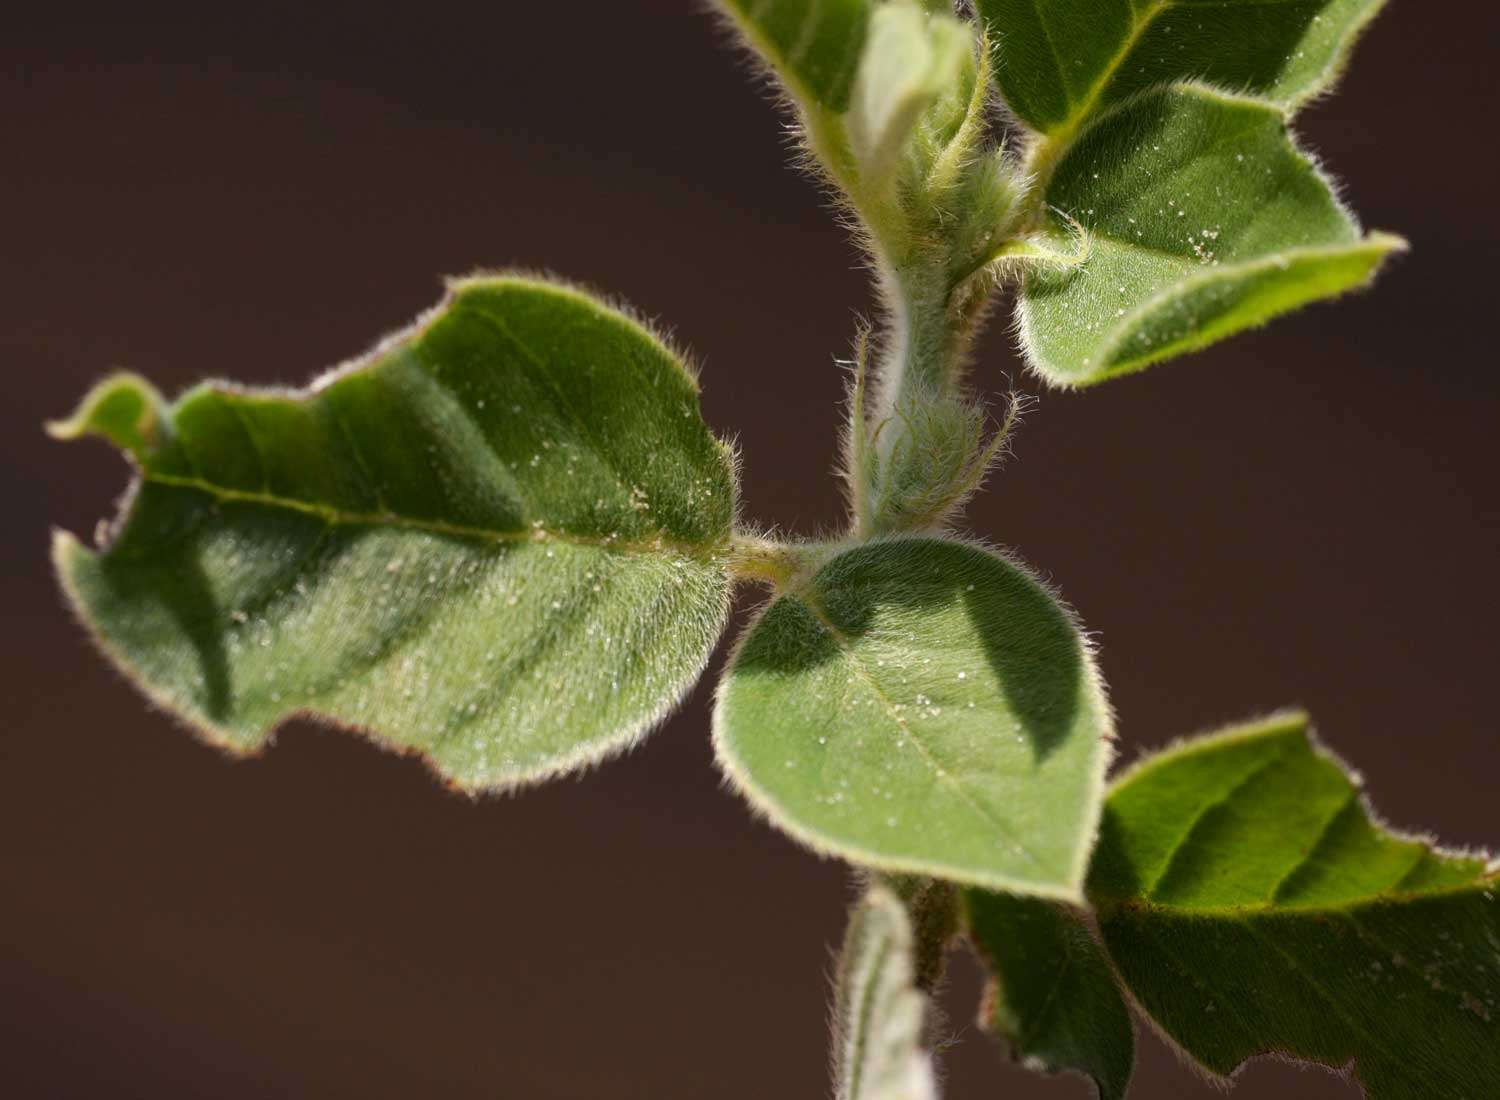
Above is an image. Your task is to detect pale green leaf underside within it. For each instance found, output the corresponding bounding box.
[965,891,1134,1100]
[717,0,873,111]
[977,0,1387,136]
[1089,713,1500,1098]
[835,885,938,1100]
[54,276,737,790]
[847,3,971,189]
[1020,85,1402,385]
[713,538,1112,898]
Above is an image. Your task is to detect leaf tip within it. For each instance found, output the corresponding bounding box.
[1369,229,1409,251]
[48,372,168,462]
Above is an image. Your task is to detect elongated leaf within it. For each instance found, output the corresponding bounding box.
[713,538,1112,898]
[52,276,737,790]
[1088,712,1500,1098]
[1018,85,1403,386]
[965,892,1134,1100]
[977,0,1387,137]
[717,0,873,111]
[834,885,939,1100]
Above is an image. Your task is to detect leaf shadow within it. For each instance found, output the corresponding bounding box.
[100,548,233,722]
[745,542,1084,765]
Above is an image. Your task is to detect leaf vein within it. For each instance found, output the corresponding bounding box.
[139,472,723,561]
[791,585,1043,868]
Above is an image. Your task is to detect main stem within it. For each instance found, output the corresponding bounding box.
[874,262,959,424]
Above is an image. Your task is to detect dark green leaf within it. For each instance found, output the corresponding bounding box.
[714,538,1112,897]
[977,0,1388,137]
[53,276,737,790]
[1018,86,1402,385]
[965,891,1134,1100]
[1089,712,1500,1098]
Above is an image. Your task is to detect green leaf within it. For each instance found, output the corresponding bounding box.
[53,276,738,790]
[965,892,1134,1100]
[1017,85,1403,386]
[834,884,938,1100]
[1088,712,1500,1098]
[47,371,170,462]
[713,538,1112,898]
[846,2,973,189]
[716,0,873,112]
[976,0,1388,137]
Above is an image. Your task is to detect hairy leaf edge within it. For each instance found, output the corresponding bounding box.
[1016,233,1404,388]
[53,530,735,795]
[1013,82,1406,387]
[1090,708,1499,1087]
[833,882,939,1100]
[1095,709,1498,903]
[985,0,1391,143]
[961,892,1137,1100]
[710,535,1115,901]
[1276,0,1393,116]
[50,271,742,794]
[709,0,868,115]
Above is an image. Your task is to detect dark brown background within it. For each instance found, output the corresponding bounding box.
[3,2,1495,1097]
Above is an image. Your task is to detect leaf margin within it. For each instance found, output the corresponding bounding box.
[50,271,741,794]
[1087,708,1500,1092]
[1014,80,1407,387]
[711,534,1116,902]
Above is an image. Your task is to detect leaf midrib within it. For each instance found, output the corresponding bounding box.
[139,471,728,562]
[789,581,1045,870]
[1094,876,1494,919]
[1044,0,1171,145]
[1040,0,1329,143]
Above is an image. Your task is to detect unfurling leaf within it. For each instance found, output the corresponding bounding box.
[1018,86,1403,386]
[716,0,874,112]
[834,885,938,1100]
[713,538,1112,898]
[1089,712,1500,1099]
[54,276,737,790]
[847,2,973,189]
[965,892,1134,1100]
[976,0,1388,137]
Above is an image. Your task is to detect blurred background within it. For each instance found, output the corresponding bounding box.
[3,2,1496,1097]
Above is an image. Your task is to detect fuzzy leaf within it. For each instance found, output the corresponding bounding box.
[713,538,1112,898]
[847,2,973,188]
[1088,712,1500,1098]
[965,892,1134,1100]
[976,0,1388,136]
[47,372,170,462]
[1018,85,1402,386]
[834,885,939,1100]
[717,0,873,112]
[52,276,737,790]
